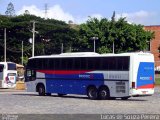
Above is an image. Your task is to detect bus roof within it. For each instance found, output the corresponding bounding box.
[0,62,15,64]
[29,52,153,59]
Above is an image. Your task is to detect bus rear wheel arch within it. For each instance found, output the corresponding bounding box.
[87,86,98,100]
[98,86,110,100]
[36,83,45,96]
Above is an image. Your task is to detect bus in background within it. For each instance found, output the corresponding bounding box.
[25,52,155,100]
[0,62,17,88]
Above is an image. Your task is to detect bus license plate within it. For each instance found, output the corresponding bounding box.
[142,91,147,94]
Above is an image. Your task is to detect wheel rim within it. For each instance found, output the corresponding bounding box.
[89,89,96,97]
[88,88,97,99]
[100,90,107,98]
[99,88,109,100]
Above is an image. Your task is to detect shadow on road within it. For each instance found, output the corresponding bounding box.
[12,93,148,101]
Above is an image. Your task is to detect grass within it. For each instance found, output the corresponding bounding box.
[155,78,160,85]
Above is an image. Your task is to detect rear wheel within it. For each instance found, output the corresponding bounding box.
[58,93,66,97]
[98,87,110,100]
[87,86,98,100]
[38,84,45,96]
[121,97,130,100]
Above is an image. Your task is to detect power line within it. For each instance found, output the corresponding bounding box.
[44,3,48,19]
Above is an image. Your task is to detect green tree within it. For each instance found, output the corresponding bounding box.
[78,17,154,53]
[0,14,78,64]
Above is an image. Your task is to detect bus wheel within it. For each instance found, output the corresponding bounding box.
[98,87,110,100]
[121,97,130,100]
[87,86,98,100]
[38,84,45,96]
[46,93,51,96]
[58,94,66,97]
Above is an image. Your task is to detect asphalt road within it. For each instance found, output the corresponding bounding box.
[0,86,160,115]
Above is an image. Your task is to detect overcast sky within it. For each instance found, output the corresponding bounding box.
[0,0,160,25]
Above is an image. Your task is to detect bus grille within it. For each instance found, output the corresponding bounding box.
[116,82,125,93]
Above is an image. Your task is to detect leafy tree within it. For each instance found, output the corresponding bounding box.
[0,14,78,64]
[24,10,30,15]
[78,17,154,53]
[5,2,15,17]
[0,12,154,65]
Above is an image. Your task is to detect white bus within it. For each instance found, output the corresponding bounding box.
[25,52,155,100]
[0,62,17,88]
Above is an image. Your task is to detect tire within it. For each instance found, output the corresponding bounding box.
[58,93,66,97]
[46,93,51,96]
[121,97,130,100]
[110,97,116,100]
[87,87,98,100]
[38,84,45,96]
[98,87,110,100]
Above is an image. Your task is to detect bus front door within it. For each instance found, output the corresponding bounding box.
[0,65,4,88]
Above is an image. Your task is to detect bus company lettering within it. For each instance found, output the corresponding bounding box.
[79,74,93,79]
[140,76,152,80]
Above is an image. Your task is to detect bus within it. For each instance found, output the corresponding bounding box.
[25,52,155,100]
[0,62,17,88]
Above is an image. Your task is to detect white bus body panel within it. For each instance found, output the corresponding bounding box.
[25,72,46,92]
[129,53,154,96]
[0,62,17,88]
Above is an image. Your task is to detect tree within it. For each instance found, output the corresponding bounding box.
[5,2,15,17]
[78,17,154,53]
[0,14,78,64]
[24,10,30,15]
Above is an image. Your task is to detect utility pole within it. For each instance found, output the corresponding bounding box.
[31,21,38,57]
[4,28,6,62]
[44,3,48,19]
[113,41,114,54]
[22,41,23,65]
[91,37,98,52]
[61,43,63,53]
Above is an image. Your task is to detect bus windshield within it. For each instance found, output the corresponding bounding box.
[0,64,4,72]
[7,63,16,70]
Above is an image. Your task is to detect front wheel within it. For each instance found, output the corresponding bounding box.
[46,93,51,96]
[38,84,45,96]
[87,87,98,100]
[98,87,110,100]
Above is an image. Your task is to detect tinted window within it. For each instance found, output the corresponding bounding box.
[80,58,87,70]
[58,58,74,70]
[80,57,101,70]
[0,64,3,79]
[73,58,80,70]
[0,64,4,72]
[117,57,129,70]
[54,58,61,70]
[25,69,36,82]
[8,63,16,70]
[26,56,129,71]
[100,57,129,71]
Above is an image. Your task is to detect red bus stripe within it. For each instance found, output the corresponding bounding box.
[137,84,154,89]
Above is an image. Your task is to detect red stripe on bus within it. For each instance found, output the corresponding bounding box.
[36,70,92,75]
[137,84,154,89]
